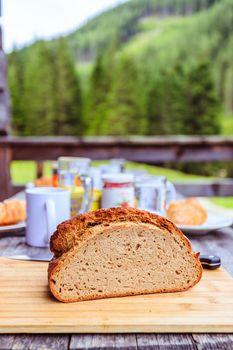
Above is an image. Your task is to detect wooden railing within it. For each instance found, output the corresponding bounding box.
[1,135,233,200]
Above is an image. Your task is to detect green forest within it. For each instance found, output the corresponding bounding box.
[8,0,233,136]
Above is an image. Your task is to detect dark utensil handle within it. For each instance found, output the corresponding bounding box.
[199,255,221,269]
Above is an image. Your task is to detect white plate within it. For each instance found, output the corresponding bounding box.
[177,212,233,235]
[0,221,26,233]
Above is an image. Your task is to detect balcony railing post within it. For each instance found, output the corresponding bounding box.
[36,161,44,178]
[0,0,11,136]
[0,143,12,200]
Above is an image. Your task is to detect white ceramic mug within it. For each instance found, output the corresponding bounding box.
[26,187,70,247]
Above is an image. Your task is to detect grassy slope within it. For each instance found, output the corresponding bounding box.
[11,161,52,184]
[211,197,233,209]
[67,0,221,62]
[11,160,210,185]
[121,0,233,74]
[221,117,233,135]
[71,0,232,67]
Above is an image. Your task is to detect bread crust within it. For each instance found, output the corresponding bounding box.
[50,207,192,257]
[49,208,203,302]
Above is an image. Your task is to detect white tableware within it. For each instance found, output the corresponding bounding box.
[177,212,233,235]
[26,187,70,247]
[0,221,26,233]
[135,175,176,216]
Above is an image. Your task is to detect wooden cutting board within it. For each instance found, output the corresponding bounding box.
[0,258,233,333]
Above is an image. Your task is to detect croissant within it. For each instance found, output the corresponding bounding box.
[167,198,207,226]
[0,200,26,226]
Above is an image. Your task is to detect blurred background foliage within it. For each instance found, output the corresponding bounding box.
[8,0,233,138]
[8,0,233,150]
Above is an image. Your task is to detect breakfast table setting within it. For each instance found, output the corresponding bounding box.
[0,157,233,350]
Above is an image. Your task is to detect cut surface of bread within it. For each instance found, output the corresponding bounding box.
[49,208,202,303]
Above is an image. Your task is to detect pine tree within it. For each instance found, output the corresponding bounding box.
[52,38,83,136]
[107,56,145,135]
[185,60,220,135]
[146,75,165,135]
[8,49,26,135]
[162,64,188,134]
[23,41,56,135]
[146,65,187,135]
[85,54,110,135]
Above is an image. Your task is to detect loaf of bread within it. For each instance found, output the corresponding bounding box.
[0,200,26,226]
[167,198,207,225]
[49,207,202,303]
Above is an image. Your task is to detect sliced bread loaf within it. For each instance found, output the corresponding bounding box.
[49,208,202,302]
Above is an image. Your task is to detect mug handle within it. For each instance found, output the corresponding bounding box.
[45,199,56,245]
[166,181,176,207]
[80,175,93,213]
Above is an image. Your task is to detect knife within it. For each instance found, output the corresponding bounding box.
[7,252,53,261]
[199,255,221,270]
[6,253,221,269]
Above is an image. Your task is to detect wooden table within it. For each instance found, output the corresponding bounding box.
[0,226,233,349]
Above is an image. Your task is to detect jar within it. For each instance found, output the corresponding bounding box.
[101,174,134,209]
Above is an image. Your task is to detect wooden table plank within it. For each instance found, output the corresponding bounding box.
[11,335,33,350]
[0,236,48,256]
[70,335,116,350]
[70,334,137,350]
[192,334,233,350]
[28,335,70,350]
[114,335,138,350]
[136,334,197,350]
[0,335,15,350]
[0,335,70,350]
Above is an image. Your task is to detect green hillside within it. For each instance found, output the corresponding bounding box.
[67,0,220,62]
[8,0,233,137]
[120,0,233,113]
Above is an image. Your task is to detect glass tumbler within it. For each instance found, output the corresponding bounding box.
[135,175,176,216]
[58,157,93,215]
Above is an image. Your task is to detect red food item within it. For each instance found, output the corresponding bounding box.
[52,175,58,187]
[104,182,132,189]
[121,202,129,208]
